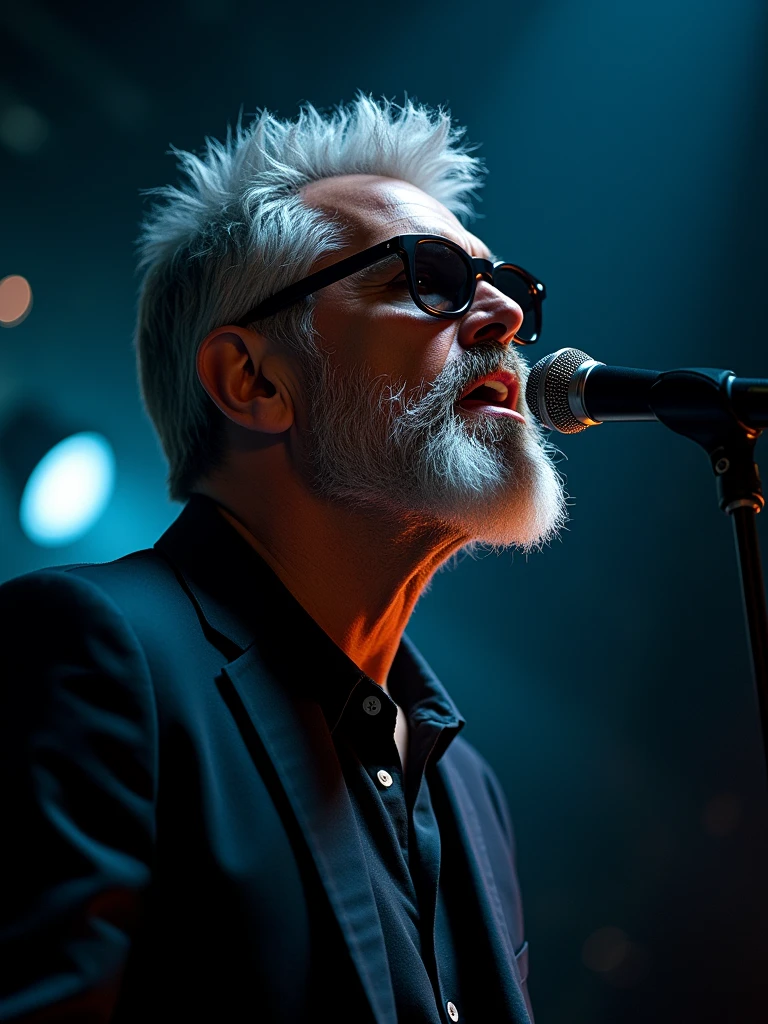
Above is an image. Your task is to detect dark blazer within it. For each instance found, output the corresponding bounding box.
[0,495,533,1023]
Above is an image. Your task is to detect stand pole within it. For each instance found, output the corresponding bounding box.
[731,506,768,778]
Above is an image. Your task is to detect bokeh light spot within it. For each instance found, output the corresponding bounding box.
[702,791,743,836]
[0,275,33,327]
[582,926,651,988]
[0,103,49,155]
[20,432,115,546]
[582,926,630,973]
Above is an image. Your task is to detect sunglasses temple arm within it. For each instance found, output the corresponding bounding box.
[234,240,397,325]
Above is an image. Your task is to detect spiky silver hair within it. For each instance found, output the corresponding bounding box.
[134,93,486,501]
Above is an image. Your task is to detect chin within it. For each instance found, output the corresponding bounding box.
[443,451,571,554]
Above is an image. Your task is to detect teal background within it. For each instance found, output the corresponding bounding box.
[1,0,767,1018]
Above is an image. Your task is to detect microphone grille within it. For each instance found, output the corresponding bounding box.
[525,347,594,433]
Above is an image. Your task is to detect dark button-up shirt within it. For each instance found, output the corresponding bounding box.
[310,625,466,1023]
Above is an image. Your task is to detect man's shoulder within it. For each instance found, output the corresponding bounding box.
[1,545,178,605]
[0,545,195,656]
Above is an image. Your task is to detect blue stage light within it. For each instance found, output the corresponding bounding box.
[19,432,116,546]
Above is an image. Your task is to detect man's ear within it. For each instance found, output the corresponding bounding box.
[196,326,294,435]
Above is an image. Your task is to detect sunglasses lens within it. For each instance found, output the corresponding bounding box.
[493,266,539,342]
[414,242,472,313]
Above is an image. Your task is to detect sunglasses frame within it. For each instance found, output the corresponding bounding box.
[233,233,546,344]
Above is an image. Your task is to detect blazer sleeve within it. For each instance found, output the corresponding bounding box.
[0,570,158,1022]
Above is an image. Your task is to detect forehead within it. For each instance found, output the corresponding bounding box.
[300,174,492,260]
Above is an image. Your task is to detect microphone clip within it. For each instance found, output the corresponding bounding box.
[649,367,763,514]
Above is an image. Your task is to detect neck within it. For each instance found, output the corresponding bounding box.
[194,465,468,689]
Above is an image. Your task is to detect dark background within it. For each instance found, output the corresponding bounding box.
[2,0,767,1019]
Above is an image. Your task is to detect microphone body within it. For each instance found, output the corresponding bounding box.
[526,348,768,434]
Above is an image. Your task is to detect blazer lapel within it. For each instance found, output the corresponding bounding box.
[437,756,532,1023]
[222,645,397,1024]
[155,496,397,1024]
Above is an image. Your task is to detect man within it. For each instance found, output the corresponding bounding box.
[0,95,569,1022]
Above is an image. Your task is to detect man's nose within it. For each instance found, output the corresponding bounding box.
[457,278,525,349]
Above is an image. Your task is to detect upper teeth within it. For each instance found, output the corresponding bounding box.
[483,379,509,400]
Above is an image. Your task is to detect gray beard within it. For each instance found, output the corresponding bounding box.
[298,343,572,555]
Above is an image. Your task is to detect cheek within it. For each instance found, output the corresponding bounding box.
[314,300,458,387]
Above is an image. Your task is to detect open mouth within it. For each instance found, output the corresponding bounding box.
[456,371,526,422]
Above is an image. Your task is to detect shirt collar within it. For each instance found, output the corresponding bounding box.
[389,634,464,733]
[288,612,466,758]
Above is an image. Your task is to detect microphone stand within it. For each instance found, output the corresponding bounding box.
[649,368,768,779]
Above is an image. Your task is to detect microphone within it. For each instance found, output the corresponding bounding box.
[525,347,768,435]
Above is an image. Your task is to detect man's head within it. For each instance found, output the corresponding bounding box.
[136,95,569,553]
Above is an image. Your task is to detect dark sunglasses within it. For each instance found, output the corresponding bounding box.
[233,233,546,344]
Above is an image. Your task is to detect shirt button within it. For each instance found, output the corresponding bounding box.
[446,1002,459,1022]
[377,769,393,788]
[362,696,381,716]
